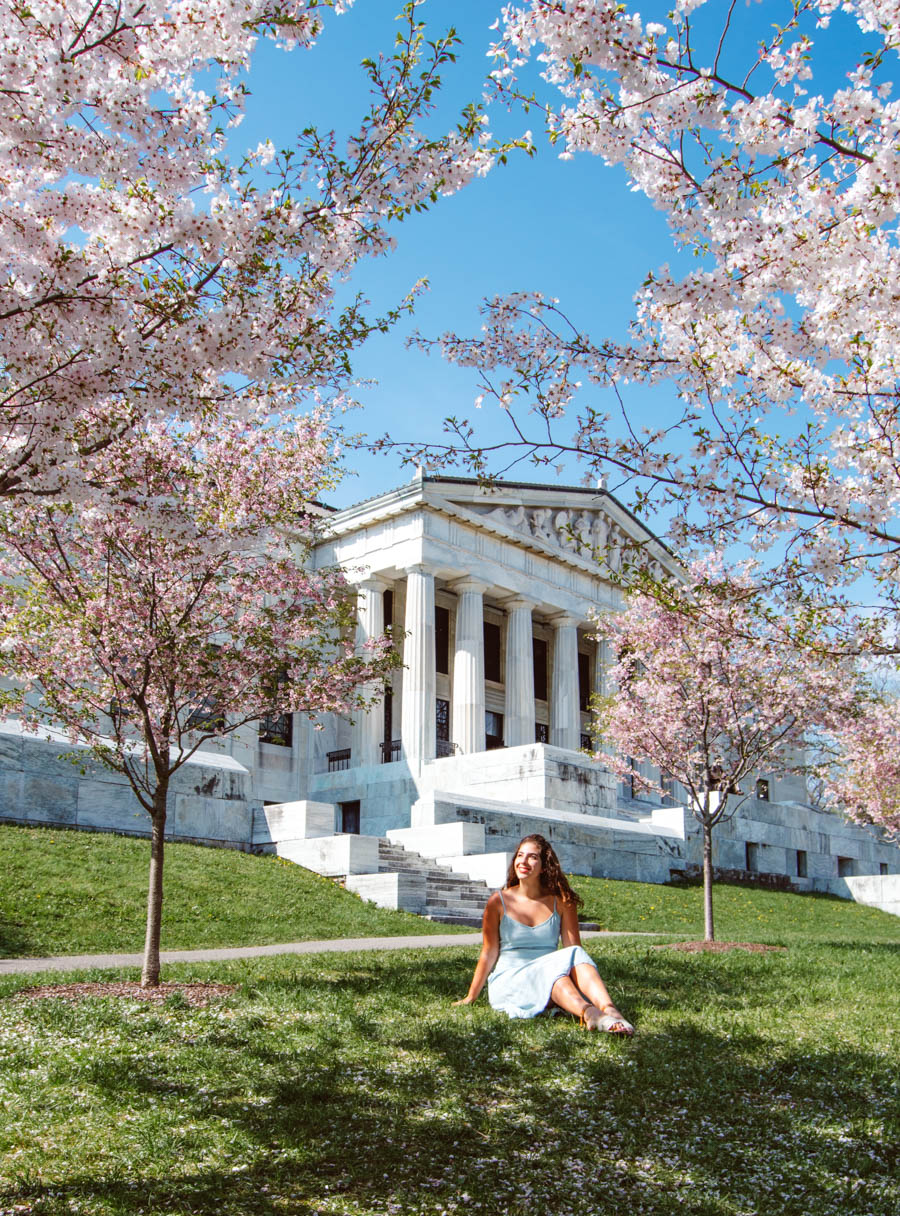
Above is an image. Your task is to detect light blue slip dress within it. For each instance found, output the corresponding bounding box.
[487,890,598,1020]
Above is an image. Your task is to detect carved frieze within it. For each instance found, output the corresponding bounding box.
[469,503,664,577]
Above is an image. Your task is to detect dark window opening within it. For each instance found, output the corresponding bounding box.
[436,697,450,742]
[796,849,808,878]
[327,749,351,772]
[380,739,401,764]
[880,863,888,875]
[484,621,502,682]
[436,606,450,675]
[533,637,548,701]
[340,800,360,834]
[756,778,770,801]
[259,711,293,747]
[383,589,393,635]
[383,688,393,744]
[580,732,593,752]
[578,651,591,712]
[187,696,224,733]
[745,842,759,872]
[837,856,855,878]
[486,710,504,750]
[535,721,549,744]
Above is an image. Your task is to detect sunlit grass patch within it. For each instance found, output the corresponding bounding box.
[0,824,467,958]
[0,935,897,1216]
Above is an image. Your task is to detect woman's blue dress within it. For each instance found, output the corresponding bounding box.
[487,891,599,1019]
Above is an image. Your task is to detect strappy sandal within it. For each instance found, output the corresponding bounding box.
[596,1003,634,1037]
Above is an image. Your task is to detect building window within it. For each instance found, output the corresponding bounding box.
[484,621,502,682]
[796,849,807,878]
[436,697,450,742]
[535,721,549,744]
[259,711,293,747]
[486,710,504,750]
[880,863,888,876]
[533,637,548,701]
[327,748,351,772]
[580,732,593,752]
[435,606,450,675]
[383,589,393,634]
[578,651,591,712]
[756,778,770,801]
[837,856,855,878]
[661,772,677,807]
[383,687,393,744]
[745,841,759,872]
[187,696,224,733]
[339,800,360,834]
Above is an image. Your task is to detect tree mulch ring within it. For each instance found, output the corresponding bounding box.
[653,941,786,954]
[12,981,237,1006]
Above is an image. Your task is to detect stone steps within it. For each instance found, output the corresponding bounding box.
[375,838,491,924]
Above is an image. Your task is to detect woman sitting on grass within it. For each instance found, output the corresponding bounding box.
[454,833,634,1036]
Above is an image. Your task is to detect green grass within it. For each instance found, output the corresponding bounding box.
[574,874,900,944]
[0,824,465,958]
[0,934,897,1216]
[3,823,898,959]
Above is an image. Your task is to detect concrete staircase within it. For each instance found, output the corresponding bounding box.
[375,839,491,926]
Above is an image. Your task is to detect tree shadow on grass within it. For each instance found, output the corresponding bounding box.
[3,950,898,1216]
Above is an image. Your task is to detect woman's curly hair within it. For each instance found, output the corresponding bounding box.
[506,834,583,909]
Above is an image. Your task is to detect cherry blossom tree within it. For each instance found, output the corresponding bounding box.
[0,0,492,502]
[595,559,855,941]
[0,414,396,985]
[396,0,900,612]
[820,698,900,840]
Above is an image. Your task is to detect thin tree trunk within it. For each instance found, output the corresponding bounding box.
[702,821,715,943]
[141,784,168,987]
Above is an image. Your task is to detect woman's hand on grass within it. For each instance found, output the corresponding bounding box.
[452,995,477,1005]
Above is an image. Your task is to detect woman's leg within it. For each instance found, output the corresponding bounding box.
[571,963,618,1014]
[561,958,632,1036]
[549,974,592,1020]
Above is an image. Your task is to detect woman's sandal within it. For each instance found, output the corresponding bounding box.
[597,1003,634,1036]
[580,1003,635,1036]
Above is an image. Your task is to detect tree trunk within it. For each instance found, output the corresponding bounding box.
[702,821,715,943]
[141,784,168,987]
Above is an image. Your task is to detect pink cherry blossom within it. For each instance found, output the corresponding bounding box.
[0,413,397,984]
[595,555,858,940]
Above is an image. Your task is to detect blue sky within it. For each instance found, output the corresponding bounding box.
[231,0,678,508]
[234,0,869,513]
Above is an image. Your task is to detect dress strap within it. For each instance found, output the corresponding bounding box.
[499,890,507,911]
[553,896,558,914]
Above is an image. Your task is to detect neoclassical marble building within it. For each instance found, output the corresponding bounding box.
[1,473,897,914]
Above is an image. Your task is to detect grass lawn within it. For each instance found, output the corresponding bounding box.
[0,929,897,1216]
[573,873,900,944]
[3,822,897,959]
[0,825,464,958]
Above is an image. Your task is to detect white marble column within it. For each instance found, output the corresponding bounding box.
[452,578,487,754]
[401,565,436,766]
[351,576,388,768]
[593,634,614,702]
[504,596,536,747]
[551,614,581,752]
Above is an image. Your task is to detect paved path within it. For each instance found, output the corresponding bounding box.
[0,930,651,976]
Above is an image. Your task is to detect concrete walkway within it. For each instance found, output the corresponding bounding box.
[0,930,650,975]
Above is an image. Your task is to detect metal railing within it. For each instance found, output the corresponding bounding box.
[380,739,401,764]
[436,739,458,758]
[326,748,351,772]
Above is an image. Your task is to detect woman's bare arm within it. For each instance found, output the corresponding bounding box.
[453,892,502,1005]
[559,898,583,948]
